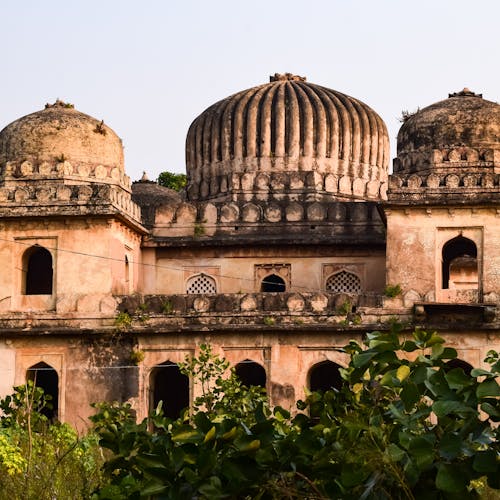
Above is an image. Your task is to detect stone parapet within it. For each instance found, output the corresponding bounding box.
[1,159,132,191]
[0,182,142,223]
[387,171,500,204]
[149,199,385,243]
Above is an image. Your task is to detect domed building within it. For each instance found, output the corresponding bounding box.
[0,78,498,429]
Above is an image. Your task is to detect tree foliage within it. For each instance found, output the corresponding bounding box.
[157,171,187,191]
[0,381,103,499]
[90,329,500,499]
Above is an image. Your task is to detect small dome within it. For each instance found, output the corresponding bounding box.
[0,100,124,176]
[395,89,500,173]
[186,74,389,201]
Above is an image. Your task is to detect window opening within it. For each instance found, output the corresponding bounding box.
[442,236,477,289]
[23,246,53,295]
[186,274,217,294]
[235,360,266,388]
[309,360,343,393]
[261,274,286,292]
[26,362,59,420]
[325,271,361,293]
[150,361,189,419]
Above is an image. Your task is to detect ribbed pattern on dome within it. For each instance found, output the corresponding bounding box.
[186,78,389,194]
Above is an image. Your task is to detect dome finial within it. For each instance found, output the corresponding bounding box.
[448,88,482,98]
[270,73,306,82]
[45,99,75,109]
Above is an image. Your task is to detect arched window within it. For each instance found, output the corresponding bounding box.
[150,361,189,419]
[235,360,266,388]
[445,358,473,376]
[23,246,53,295]
[325,271,361,293]
[261,274,286,292]
[442,236,478,289]
[308,360,343,392]
[186,274,217,294]
[26,362,59,420]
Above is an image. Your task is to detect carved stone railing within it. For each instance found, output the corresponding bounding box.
[150,199,385,240]
[1,159,131,189]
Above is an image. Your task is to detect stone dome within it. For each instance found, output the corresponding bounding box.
[395,89,500,174]
[186,74,389,202]
[0,100,127,185]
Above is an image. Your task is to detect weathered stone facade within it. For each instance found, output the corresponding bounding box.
[0,77,498,430]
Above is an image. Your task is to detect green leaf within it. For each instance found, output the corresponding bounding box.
[436,464,468,493]
[445,368,473,390]
[400,382,420,410]
[139,480,168,496]
[438,433,462,460]
[352,351,377,368]
[387,443,405,462]
[171,426,201,443]
[432,400,472,418]
[480,401,500,418]
[473,450,498,473]
[476,379,500,398]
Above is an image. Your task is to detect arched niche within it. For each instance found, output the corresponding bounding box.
[26,361,59,420]
[150,361,189,419]
[261,274,286,292]
[235,360,266,388]
[22,245,53,295]
[442,236,477,290]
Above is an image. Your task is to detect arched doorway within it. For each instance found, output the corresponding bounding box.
[442,236,478,290]
[235,360,266,388]
[308,360,343,392]
[23,246,53,295]
[261,274,286,292]
[150,361,189,419]
[26,362,59,420]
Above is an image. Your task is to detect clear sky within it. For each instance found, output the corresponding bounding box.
[1,0,499,182]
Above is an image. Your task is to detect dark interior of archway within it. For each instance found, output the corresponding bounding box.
[26,247,53,295]
[442,236,477,289]
[235,360,266,388]
[309,361,343,392]
[445,358,473,376]
[152,362,189,419]
[27,362,58,420]
[261,274,286,292]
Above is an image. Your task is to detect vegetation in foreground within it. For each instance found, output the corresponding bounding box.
[0,325,499,499]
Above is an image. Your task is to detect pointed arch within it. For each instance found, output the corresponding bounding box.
[261,274,286,292]
[26,362,59,420]
[308,360,343,392]
[442,236,477,290]
[22,245,53,295]
[235,360,266,388]
[150,361,189,419]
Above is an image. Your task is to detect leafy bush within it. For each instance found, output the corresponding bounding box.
[0,382,104,500]
[90,328,500,499]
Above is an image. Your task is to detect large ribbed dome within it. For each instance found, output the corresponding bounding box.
[186,74,389,202]
[0,100,126,184]
[395,89,500,174]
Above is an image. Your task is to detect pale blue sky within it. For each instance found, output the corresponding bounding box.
[1,0,499,181]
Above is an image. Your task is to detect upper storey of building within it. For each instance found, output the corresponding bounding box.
[185,73,390,203]
[389,89,500,205]
[0,100,143,229]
